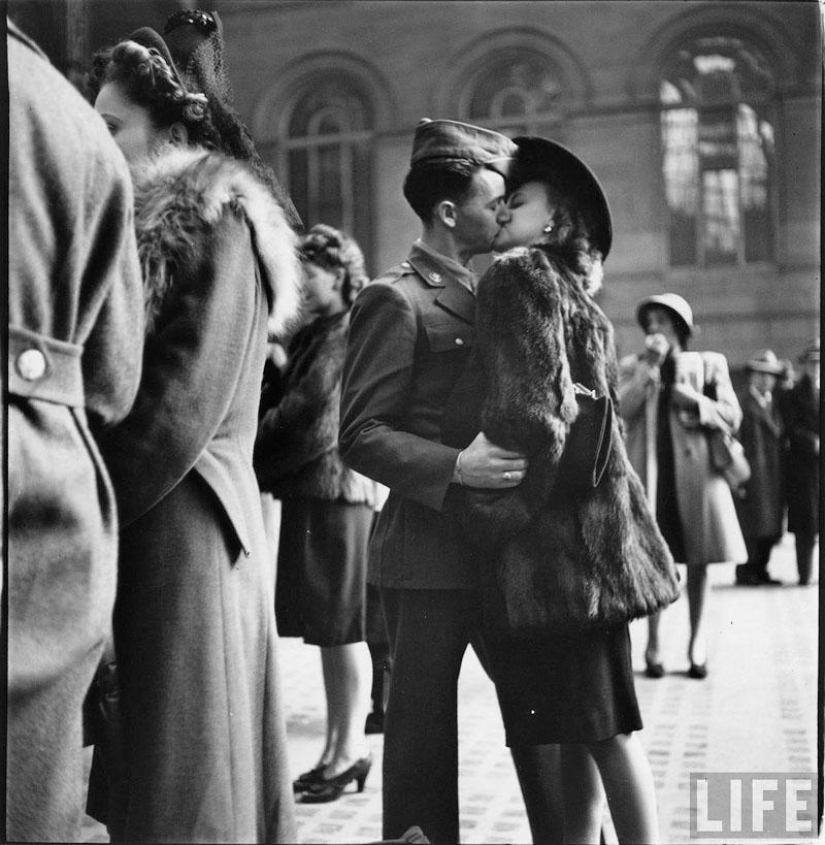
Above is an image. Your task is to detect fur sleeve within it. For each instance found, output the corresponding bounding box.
[446,248,581,547]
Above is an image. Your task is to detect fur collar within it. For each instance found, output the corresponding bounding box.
[131,146,301,334]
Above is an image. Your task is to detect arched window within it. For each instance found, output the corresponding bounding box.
[458,49,565,137]
[660,36,776,267]
[270,74,374,256]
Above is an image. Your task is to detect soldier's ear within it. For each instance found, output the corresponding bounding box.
[435,200,458,229]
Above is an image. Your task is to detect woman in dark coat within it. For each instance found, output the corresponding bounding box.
[255,225,378,803]
[444,137,678,843]
[88,12,301,842]
[734,349,786,585]
[781,340,820,585]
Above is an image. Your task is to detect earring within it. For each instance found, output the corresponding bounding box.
[543,223,554,233]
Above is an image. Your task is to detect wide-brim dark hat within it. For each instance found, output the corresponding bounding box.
[508,136,612,258]
[636,293,695,337]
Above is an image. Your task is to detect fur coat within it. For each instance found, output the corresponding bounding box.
[443,246,679,637]
[254,310,377,505]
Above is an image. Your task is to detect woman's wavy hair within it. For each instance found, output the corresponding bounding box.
[299,224,368,308]
[534,182,605,296]
[88,38,301,227]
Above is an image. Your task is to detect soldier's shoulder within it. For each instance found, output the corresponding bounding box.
[369,259,420,287]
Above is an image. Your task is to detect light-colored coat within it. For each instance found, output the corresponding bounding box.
[618,349,747,565]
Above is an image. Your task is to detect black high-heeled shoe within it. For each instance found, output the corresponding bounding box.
[645,656,665,679]
[688,662,708,679]
[299,755,372,803]
[293,764,325,793]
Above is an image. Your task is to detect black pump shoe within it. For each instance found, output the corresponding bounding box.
[688,662,708,679]
[293,764,325,793]
[300,755,372,803]
[645,657,665,679]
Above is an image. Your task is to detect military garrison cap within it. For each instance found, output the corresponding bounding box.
[410,118,516,178]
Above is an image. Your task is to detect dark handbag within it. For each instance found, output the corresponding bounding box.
[556,383,614,492]
[707,427,751,488]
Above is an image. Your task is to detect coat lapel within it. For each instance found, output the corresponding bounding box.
[407,248,477,325]
[434,282,476,325]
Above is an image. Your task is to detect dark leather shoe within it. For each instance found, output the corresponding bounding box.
[293,764,325,793]
[300,755,372,803]
[735,564,761,586]
[644,657,665,679]
[365,710,385,734]
[688,662,708,679]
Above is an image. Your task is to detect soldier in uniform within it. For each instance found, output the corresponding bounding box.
[340,120,534,843]
[7,19,144,841]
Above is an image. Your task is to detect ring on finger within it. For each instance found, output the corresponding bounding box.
[503,470,512,482]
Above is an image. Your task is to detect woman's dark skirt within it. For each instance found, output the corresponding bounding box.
[482,623,643,747]
[276,497,371,646]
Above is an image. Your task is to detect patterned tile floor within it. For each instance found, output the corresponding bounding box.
[83,534,819,843]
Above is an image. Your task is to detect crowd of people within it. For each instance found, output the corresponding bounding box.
[7,8,819,845]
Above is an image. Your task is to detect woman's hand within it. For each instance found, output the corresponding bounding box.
[454,432,528,488]
[670,383,701,411]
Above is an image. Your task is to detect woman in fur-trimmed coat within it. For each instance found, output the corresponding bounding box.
[443,137,677,844]
[255,225,378,802]
[90,24,301,843]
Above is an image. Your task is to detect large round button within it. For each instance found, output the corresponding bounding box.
[17,348,47,381]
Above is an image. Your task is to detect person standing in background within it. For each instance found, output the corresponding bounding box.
[618,294,747,680]
[88,11,301,841]
[734,350,786,586]
[7,19,144,841]
[781,339,820,586]
[255,224,378,804]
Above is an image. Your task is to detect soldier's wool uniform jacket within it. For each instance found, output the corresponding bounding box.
[339,241,480,589]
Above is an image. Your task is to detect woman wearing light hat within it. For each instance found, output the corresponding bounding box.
[618,294,747,679]
[781,340,820,585]
[733,350,786,586]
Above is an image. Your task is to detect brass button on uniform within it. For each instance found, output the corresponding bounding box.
[455,338,464,346]
[17,348,47,381]
[401,261,410,268]
[429,271,442,283]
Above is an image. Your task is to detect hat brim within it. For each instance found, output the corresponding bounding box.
[636,296,694,336]
[509,136,612,259]
[747,362,784,375]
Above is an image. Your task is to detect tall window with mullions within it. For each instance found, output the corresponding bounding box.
[282,76,374,261]
[660,36,776,267]
[459,49,566,140]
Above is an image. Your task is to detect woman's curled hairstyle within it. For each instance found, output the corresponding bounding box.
[89,41,212,140]
[300,224,368,307]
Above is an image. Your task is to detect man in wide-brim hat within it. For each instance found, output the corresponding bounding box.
[781,339,820,585]
[734,350,786,586]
